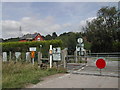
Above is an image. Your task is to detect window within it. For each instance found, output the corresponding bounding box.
[37,38,40,41]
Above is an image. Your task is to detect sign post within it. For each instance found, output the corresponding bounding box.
[96,58,106,75]
[29,47,36,65]
[49,45,52,68]
[76,38,85,63]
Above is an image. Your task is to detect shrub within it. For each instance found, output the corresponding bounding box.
[1,40,63,58]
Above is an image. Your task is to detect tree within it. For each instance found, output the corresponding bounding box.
[3,37,20,42]
[52,32,57,39]
[83,6,119,52]
[44,34,52,40]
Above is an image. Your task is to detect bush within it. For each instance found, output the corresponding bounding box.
[2,61,67,88]
[1,40,63,58]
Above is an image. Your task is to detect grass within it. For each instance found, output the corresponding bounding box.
[2,61,67,88]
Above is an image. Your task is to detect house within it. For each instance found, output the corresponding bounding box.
[19,33,44,42]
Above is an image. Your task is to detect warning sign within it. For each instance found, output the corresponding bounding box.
[31,51,35,58]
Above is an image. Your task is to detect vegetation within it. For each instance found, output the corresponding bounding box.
[1,39,63,58]
[3,37,20,42]
[2,6,119,53]
[2,61,67,88]
[83,6,120,52]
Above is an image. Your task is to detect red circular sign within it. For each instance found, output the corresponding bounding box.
[96,58,106,69]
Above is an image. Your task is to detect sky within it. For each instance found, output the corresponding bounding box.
[1,2,118,39]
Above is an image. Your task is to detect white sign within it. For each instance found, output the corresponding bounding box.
[52,47,61,61]
[3,52,7,62]
[81,43,84,47]
[53,54,61,61]
[77,38,83,43]
[15,52,21,59]
[29,47,36,51]
[81,47,85,51]
[53,47,61,53]
[77,47,80,51]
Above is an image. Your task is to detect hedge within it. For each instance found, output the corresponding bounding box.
[1,40,63,58]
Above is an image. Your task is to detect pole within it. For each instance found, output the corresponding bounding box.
[50,45,52,68]
[75,46,78,63]
[100,69,102,75]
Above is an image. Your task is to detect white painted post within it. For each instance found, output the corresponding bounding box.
[50,45,52,68]
[75,46,78,63]
[3,52,7,62]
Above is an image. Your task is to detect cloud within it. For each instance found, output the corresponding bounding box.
[1,16,63,39]
[1,20,21,39]
[70,16,97,32]
[63,23,72,28]
[1,16,96,39]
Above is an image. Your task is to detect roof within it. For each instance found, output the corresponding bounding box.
[20,33,40,40]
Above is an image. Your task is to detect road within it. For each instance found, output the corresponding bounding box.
[28,73,118,88]
[27,57,119,88]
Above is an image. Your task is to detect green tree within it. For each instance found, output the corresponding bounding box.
[44,34,52,40]
[52,32,58,39]
[83,6,119,52]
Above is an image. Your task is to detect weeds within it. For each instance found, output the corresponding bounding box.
[2,61,66,88]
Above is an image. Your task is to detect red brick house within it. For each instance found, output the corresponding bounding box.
[19,33,44,42]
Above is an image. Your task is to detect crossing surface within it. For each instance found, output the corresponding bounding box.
[27,57,119,88]
[28,73,118,88]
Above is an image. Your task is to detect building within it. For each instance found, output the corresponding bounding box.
[19,33,44,42]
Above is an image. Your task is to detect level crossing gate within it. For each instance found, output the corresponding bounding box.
[66,52,120,78]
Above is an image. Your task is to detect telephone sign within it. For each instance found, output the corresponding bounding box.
[29,47,36,51]
[52,47,61,61]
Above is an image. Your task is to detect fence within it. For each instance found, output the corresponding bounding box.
[73,52,120,77]
[87,52,120,57]
[1,48,68,69]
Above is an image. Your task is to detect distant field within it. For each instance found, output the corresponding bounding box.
[2,61,66,88]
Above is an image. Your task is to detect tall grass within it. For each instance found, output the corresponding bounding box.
[2,61,66,88]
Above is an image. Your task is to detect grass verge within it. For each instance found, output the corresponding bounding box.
[2,61,67,88]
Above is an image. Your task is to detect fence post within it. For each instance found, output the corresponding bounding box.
[3,52,7,62]
[62,48,67,68]
[38,52,42,68]
[9,51,11,61]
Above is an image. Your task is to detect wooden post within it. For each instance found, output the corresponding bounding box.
[38,52,42,68]
[62,48,67,68]
[9,52,11,61]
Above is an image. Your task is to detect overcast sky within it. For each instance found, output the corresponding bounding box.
[1,2,118,39]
